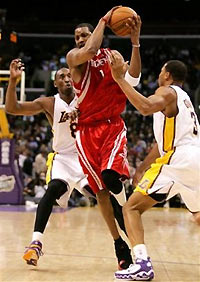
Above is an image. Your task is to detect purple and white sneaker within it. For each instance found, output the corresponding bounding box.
[114,257,154,281]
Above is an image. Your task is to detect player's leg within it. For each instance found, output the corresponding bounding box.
[100,118,131,231]
[76,126,132,269]
[115,156,174,280]
[123,191,157,247]
[102,169,128,232]
[99,123,134,269]
[96,188,133,270]
[76,167,128,244]
[115,191,157,281]
[102,169,127,233]
[23,179,68,266]
[76,158,132,269]
[177,184,200,226]
[101,169,123,194]
[97,189,121,240]
[76,176,131,268]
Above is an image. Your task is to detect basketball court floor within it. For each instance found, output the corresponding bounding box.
[0,205,199,282]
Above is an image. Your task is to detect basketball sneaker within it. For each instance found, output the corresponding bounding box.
[23,240,43,266]
[114,239,133,270]
[114,257,154,281]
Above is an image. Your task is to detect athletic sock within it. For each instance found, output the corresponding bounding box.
[133,244,148,261]
[32,231,43,243]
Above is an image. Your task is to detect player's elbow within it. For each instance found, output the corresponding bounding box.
[140,110,150,116]
[139,108,149,116]
[5,108,15,115]
[5,104,11,113]
[5,105,18,115]
[138,104,152,116]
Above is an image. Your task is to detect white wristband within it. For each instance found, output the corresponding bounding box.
[124,71,141,87]
[132,44,140,48]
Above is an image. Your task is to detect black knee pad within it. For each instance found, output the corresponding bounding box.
[46,179,68,200]
[101,169,123,194]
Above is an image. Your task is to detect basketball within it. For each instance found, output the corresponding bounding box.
[109,6,137,37]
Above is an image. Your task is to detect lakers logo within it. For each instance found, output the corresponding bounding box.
[138,179,150,190]
[58,111,70,123]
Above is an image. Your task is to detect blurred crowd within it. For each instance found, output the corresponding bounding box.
[2,38,200,208]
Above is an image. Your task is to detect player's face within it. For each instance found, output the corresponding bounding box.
[54,68,74,94]
[74,27,91,48]
[158,64,167,86]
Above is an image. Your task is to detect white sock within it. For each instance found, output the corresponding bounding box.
[133,244,148,261]
[32,232,44,243]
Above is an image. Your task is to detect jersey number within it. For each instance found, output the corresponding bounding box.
[70,122,77,138]
[191,112,198,135]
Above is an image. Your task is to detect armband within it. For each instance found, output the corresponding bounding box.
[132,44,140,48]
[124,71,141,87]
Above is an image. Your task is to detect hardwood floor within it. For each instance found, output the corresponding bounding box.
[0,205,199,282]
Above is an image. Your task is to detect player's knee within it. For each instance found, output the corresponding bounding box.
[123,201,131,216]
[46,179,68,200]
[101,169,123,194]
[123,200,137,216]
[96,189,110,205]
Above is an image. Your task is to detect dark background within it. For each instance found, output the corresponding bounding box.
[2,0,200,22]
[1,0,200,88]
[1,0,200,34]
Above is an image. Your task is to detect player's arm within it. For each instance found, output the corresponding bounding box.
[66,21,105,68]
[116,83,175,116]
[5,59,45,116]
[109,51,176,115]
[133,143,160,186]
[124,15,142,86]
[66,7,118,67]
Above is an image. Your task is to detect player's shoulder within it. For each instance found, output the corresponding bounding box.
[154,86,176,107]
[35,96,55,107]
[67,47,78,58]
[37,95,54,102]
[156,86,176,97]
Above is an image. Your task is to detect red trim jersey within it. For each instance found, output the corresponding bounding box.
[74,48,127,124]
[73,48,130,193]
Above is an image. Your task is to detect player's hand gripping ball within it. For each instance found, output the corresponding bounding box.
[109,6,137,36]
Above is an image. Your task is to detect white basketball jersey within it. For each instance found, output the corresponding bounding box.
[153,85,200,156]
[52,94,77,154]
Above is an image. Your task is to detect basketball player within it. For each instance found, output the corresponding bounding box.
[5,59,98,266]
[6,59,130,268]
[109,52,200,280]
[66,7,142,269]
